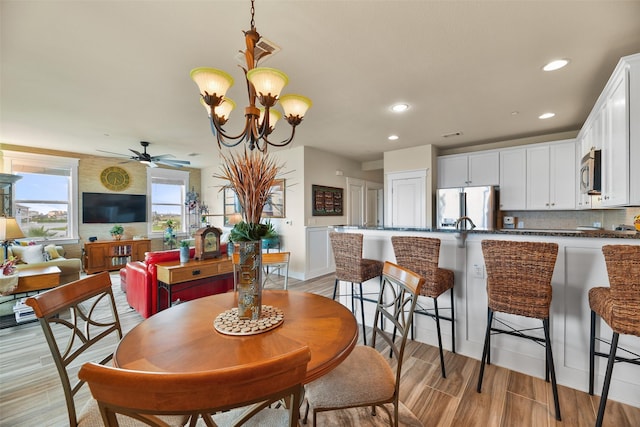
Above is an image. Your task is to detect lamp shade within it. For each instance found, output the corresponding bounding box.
[259,108,281,129]
[190,67,234,98]
[214,98,236,121]
[279,94,312,118]
[0,217,24,241]
[247,67,289,99]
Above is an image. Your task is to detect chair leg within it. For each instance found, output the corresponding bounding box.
[477,308,494,393]
[359,282,367,346]
[596,332,620,427]
[332,279,339,300]
[433,297,446,378]
[543,318,561,421]
[589,310,596,395]
[450,287,456,354]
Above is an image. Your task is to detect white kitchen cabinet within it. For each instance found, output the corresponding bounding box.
[577,52,640,207]
[499,147,527,210]
[526,140,576,210]
[601,70,629,206]
[438,151,499,188]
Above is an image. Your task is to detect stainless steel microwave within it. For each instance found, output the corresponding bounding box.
[580,148,601,195]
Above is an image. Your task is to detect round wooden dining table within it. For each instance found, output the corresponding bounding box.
[113,290,358,384]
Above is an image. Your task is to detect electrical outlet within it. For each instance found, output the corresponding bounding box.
[473,264,484,279]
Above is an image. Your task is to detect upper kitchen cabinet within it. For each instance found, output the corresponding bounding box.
[437,151,499,188]
[526,140,576,210]
[577,53,640,207]
[499,147,527,210]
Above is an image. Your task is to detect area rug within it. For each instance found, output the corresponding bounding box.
[308,401,424,427]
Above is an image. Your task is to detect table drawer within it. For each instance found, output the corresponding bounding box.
[160,260,233,284]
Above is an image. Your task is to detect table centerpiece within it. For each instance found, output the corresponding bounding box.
[216,149,282,320]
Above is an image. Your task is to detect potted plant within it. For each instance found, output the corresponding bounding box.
[261,220,279,250]
[215,149,282,320]
[110,225,124,241]
[179,240,190,264]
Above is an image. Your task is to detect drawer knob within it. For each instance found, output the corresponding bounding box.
[192,269,201,276]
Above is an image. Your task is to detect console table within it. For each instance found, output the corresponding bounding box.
[156,257,233,312]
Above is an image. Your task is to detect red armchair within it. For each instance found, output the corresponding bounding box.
[123,245,232,318]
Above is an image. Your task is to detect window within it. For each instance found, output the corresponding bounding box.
[148,168,189,235]
[3,151,79,241]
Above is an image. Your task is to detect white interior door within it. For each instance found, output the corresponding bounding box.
[389,174,426,228]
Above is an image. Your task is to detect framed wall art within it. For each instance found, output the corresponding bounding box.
[223,179,286,226]
[312,185,343,216]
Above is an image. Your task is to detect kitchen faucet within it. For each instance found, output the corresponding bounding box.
[455,216,476,230]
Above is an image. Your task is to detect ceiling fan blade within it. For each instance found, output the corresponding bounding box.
[148,161,159,168]
[149,154,176,160]
[97,149,129,157]
[156,159,190,168]
[129,149,142,157]
[154,158,190,165]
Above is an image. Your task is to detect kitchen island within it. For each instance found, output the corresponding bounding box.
[332,226,640,408]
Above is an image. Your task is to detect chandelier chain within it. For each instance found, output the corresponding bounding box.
[250,0,255,29]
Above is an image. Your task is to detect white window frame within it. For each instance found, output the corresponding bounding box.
[147,168,189,237]
[3,150,79,243]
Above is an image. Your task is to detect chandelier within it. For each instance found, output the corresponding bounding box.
[190,0,312,153]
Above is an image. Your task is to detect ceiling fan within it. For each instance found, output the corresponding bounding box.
[98,141,191,168]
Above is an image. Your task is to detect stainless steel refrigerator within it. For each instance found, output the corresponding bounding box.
[436,186,499,230]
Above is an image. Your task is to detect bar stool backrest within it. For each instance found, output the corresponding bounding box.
[329,232,366,283]
[481,240,558,319]
[602,245,640,336]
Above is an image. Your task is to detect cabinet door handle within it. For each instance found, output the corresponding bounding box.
[192,269,201,276]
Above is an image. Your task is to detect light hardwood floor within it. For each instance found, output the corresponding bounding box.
[0,272,639,426]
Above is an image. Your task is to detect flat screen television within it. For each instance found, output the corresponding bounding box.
[82,192,147,223]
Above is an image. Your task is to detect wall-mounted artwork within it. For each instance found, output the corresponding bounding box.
[224,179,286,226]
[312,185,343,216]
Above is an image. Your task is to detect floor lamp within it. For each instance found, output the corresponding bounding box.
[0,217,25,260]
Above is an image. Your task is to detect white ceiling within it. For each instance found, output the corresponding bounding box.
[2,0,640,169]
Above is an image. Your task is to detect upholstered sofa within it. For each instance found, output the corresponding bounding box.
[3,243,82,286]
[122,245,233,318]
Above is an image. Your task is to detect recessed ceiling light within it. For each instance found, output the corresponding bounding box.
[390,103,409,113]
[388,135,399,141]
[539,112,555,119]
[543,59,569,71]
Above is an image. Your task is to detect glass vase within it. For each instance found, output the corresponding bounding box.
[235,240,262,320]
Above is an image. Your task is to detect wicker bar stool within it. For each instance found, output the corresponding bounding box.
[589,245,640,427]
[391,236,455,378]
[329,232,383,345]
[477,239,561,421]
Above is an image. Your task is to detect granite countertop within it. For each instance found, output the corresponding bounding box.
[332,226,640,239]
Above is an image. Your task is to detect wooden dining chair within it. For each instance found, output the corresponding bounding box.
[304,261,424,427]
[25,272,185,427]
[262,251,290,290]
[232,251,291,290]
[78,345,311,427]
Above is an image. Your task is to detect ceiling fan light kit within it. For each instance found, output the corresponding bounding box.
[190,0,311,153]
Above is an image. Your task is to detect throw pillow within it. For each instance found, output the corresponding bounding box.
[11,244,45,264]
[45,244,61,260]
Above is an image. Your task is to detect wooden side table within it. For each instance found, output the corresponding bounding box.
[156,257,234,312]
[15,266,62,293]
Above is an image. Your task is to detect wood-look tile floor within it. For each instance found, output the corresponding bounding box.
[1,272,639,426]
